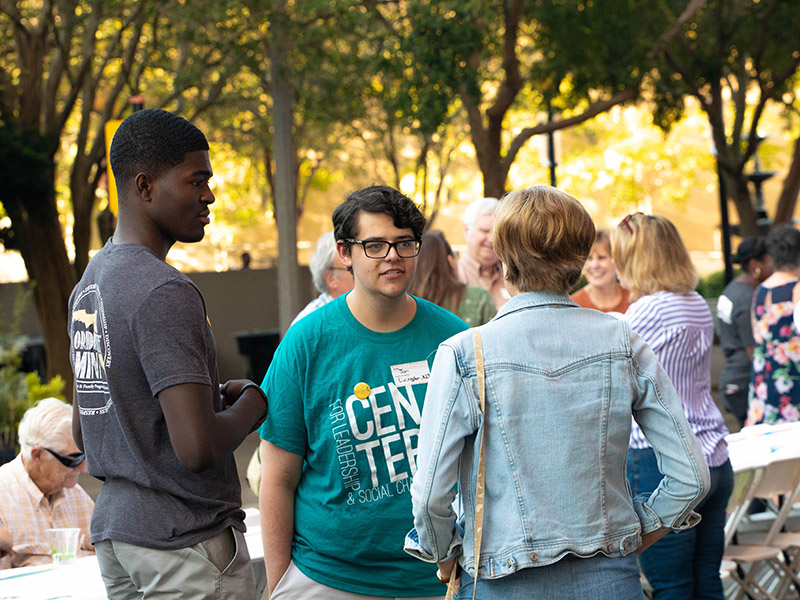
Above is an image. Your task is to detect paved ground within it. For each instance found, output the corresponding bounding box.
[79,342,738,507]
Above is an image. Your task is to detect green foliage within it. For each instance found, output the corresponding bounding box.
[0,288,66,453]
[570,274,588,295]
[0,123,57,250]
[27,373,66,404]
[696,269,740,299]
[532,0,649,104]
[400,2,485,135]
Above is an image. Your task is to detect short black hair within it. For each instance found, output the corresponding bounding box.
[332,185,426,244]
[733,236,768,270]
[109,109,209,188]
[766,225,800,271]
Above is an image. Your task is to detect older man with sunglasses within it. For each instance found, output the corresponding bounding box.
[0,398,94,569]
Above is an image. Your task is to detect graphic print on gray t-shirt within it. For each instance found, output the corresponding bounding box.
[71,283,112,414]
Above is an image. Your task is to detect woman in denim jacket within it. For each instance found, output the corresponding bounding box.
[405,187,710,599]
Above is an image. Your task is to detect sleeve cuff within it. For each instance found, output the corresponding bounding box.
[403,526,463,564]
[633,493,702,533]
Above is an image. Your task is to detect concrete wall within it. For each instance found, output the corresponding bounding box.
[185,268,313,382]
[0,267,314,384]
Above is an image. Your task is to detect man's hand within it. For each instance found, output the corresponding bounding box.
[220,379,268,432]
[220,379,253,407]
[159,381,268,472]
[0,527,12,559]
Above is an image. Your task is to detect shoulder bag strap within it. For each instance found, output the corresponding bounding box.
[471,328,488,600]
[445,329,487,600]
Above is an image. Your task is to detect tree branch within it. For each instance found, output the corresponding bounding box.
[50,6,104,137]
[648,0,709,60]
[503,88,636,171]
[485,0,524,120]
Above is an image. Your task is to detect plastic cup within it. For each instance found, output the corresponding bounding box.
[46,527,81,564]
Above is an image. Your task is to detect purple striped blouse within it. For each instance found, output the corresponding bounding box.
[626,290,729,467]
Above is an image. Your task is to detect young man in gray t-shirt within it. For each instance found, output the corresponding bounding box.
[69,109,267,599]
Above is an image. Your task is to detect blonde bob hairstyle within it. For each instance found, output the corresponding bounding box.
[610,213,698,301]
[494,186,595,294]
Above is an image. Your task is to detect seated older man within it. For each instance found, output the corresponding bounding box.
[0,397,94,568]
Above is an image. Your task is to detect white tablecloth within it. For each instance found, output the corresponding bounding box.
[725,421,800,472]
[0,525,264,600]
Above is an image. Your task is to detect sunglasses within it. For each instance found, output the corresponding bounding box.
[44,447,86,468]
[618,212,644,234]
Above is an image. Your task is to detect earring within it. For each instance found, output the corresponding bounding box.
[754,266,762,278]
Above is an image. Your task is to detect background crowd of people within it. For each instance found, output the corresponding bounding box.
[2,108,799,600]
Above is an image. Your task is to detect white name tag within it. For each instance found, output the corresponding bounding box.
[391,361,431,387]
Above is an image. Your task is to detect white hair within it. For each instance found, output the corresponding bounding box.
[18,397,73,461]
[309,232,338,294]
[462,197,500,229]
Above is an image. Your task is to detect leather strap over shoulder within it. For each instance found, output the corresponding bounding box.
[471,328,488,600]
[445,329,487,600]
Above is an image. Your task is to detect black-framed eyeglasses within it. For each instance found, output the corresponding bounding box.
[618,212,644,234]
[44,448,86,468]
[345,238,422,259]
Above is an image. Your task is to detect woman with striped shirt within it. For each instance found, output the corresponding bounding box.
[612,213,732,600]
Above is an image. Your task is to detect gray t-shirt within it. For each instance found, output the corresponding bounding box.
[69,240,244,550]
[716,279,756,390]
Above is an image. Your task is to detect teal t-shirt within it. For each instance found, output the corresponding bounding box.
[260,294,468,597]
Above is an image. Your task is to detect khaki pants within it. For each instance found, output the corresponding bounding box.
[270,561,444,600]
[95,527,257,600]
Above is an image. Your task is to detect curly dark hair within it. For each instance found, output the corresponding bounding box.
[109,109,209,189]
[766,225,800,271]
[332,185,426,244]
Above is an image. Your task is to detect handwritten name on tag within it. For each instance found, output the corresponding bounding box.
[391,361,431,387]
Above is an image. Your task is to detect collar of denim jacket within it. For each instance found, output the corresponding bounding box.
[494,290,575,321]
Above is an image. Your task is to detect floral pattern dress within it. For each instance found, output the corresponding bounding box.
[747,281,800,426]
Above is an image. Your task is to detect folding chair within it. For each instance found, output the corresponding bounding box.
[723,465,785,599]
[725,466,765,549]
[725,458,800,599]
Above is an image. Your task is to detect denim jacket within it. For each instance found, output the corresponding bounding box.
[404,291,710,579]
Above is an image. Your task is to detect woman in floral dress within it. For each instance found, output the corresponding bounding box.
[747,224,800,426]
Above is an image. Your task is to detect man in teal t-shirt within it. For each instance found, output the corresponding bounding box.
[259,186,468,599]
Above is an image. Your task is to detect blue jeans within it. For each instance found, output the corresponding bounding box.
[627,448,733,600]
[456,553,644,600]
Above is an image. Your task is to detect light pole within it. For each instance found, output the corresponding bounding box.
[716,158,735,285]
[547,101,557,187]
[708,132,735,284]
[538,100,561,188]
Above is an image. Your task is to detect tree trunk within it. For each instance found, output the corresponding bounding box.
[0,129,77,385]
[271,0,300,334]
[728,170,759,237]
[22,214,77,387]
[71,166,95,277]
[774,135,800,226]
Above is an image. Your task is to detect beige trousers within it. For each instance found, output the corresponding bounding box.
[95,526,257,600]
[269,560,445,600]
